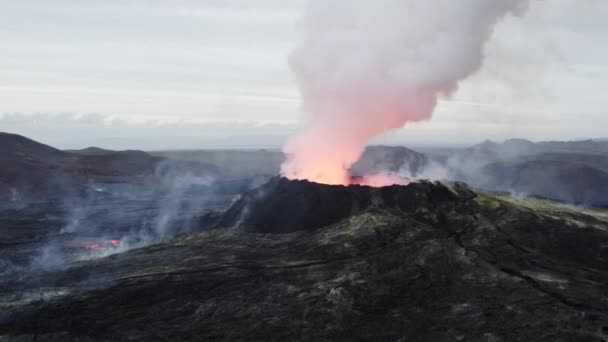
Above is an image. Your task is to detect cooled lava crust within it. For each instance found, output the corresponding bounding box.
[214,176,476,233]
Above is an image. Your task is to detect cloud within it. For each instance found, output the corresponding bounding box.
[0,112,295,149]
[0,0,607,148]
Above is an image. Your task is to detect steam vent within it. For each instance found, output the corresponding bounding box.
[214,177,477,233]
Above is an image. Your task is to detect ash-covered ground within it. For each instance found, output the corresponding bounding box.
[2,133,608,341]
[2,177,608,341]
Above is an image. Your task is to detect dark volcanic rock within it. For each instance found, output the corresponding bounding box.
[214,177,476,233]
[4,136,608,341]
[2,187,608,341]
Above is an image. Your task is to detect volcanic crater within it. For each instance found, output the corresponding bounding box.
[212,176,476,233]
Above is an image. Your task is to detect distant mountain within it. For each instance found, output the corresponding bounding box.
[350,145,428,176]
[465,138,608,161]
[0,133,220,203]
[0,133,75,203]
[67,146,115,155]
[153,145,431,179]
[453,139,537,167]
[151,149,285,179]
[67,147,151,158]
[519,153,608,173]
[536,139,608,155]
[479,160,608,206]
[445,139,608,207]
[0,132,70,164]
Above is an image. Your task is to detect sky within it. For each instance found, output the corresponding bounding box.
[0,0,607,150]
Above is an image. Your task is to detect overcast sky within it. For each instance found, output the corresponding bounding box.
[1,0,607,150]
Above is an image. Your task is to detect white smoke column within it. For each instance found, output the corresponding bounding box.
[281,0,529,185]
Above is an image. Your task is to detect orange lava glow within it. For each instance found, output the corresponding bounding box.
[64,239,121,252]
[289,163,351,186]
[350,173,411,187]
[285,171,411,188]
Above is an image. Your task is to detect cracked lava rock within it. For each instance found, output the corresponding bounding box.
[2,179,608,341]
[213,176,476,233]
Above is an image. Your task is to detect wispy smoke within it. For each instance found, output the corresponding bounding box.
[281,0,529,185]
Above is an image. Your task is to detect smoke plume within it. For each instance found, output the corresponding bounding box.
[281,0,529,185]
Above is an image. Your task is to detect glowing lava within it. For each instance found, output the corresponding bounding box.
[350,173,411,187]
[64,239,121,252]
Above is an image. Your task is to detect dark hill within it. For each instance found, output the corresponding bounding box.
[0,133,74,202]
[151,145,429,180]
[0,133,220,202]
[447,139,608,206]
[2,181,608,341]
[214,177,475,233]
[350,145,428,176]
[67,146,115,155]
[480,160,608,206]
[0,132,69,164]
[68,147,151,158]
[519,153,608,173]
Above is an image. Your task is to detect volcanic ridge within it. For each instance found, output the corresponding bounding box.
[213,176,477,233]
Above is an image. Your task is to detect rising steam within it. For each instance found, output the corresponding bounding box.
[281,0,529,185]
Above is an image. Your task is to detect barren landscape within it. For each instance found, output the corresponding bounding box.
[1,134,608,341]
[3,0,608,340]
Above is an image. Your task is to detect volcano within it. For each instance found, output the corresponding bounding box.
[4,177,608,341]
[3,174,608,341]
[213,177,476,233]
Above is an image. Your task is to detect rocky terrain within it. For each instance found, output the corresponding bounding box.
[0,132,265,292]
[2,133,608,341]
[1,178,608,341]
